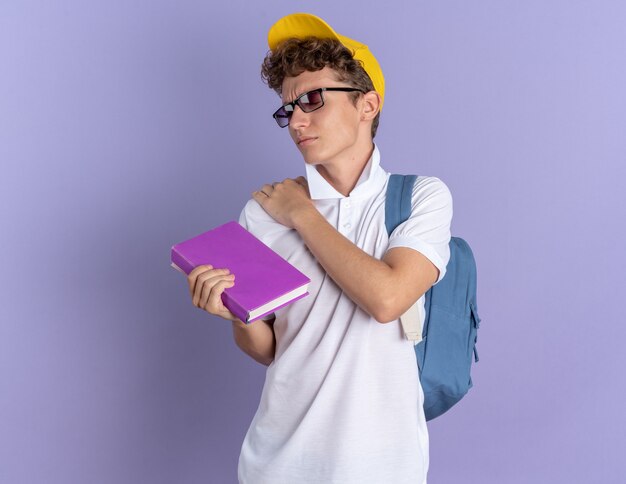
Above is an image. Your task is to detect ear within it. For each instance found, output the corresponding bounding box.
[360,90,381,121]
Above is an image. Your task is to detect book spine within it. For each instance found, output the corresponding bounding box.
[170,247,194,275]
[220,290,250,324]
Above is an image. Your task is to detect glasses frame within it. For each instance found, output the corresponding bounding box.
[272,87,365,128]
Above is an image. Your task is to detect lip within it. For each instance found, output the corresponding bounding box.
[298,137,318,146]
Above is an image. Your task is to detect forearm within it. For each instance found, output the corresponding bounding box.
[293,208,394,323]
[231,317,276,366]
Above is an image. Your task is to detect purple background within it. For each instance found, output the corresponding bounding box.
[1,1,624,483]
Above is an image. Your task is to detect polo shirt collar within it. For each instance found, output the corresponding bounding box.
[305,144,387,200]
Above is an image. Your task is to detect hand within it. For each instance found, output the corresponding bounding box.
[252,176,315,229]
[187,265,240,322]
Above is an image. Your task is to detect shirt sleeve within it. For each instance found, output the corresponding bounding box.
[386,176,453,284]
[237,198,286,240]
[237,200,253,231]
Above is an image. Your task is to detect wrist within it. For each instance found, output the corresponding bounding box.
[293,206,320,233]
[231,319,248,329]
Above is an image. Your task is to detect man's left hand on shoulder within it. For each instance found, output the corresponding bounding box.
[252,176,315,229]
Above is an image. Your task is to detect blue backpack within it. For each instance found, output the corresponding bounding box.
[385,174,480,421]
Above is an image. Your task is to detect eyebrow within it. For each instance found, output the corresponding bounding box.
[282,89,311,106]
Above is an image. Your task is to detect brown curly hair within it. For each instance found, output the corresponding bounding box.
[261,37,380,138]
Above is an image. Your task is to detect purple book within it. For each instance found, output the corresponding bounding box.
[171,221,310,324]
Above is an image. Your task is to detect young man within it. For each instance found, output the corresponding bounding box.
[188,13,452,484]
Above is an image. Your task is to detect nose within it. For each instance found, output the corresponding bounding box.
[289,104,310,130]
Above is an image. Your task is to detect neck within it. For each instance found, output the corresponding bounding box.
[315,139,375,197]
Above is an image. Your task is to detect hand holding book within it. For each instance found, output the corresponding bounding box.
[187,264,239,322]
[171,221,310,324]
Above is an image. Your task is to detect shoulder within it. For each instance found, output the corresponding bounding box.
[238,198,289,238]
[410,176,453,211]
[239,198,273,224]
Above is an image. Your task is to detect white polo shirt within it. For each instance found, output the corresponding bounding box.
[236,144,452,484]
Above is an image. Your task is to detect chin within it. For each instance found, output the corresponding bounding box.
[299,149,322,165]
[302,154,326,166]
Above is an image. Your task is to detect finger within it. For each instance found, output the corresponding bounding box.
[252,190,270,203]
[203,276,236,313]
[193,268,230,306]
[192,268,231,306]
[187,264,213,297]
[206,277,236,314]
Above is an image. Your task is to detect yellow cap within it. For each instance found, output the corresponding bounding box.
[267,13,385,111]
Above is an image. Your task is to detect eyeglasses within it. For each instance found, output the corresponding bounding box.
[272,87,365,128]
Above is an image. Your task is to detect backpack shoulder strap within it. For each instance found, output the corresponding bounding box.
[385,174,417,236]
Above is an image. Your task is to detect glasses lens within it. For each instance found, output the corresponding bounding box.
[274,107,291,128]
[298,90,324,112]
